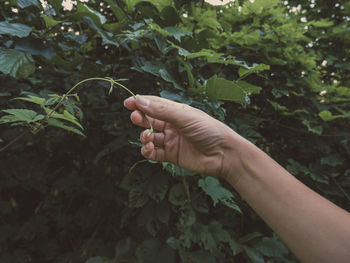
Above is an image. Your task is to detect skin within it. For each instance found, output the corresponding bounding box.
[124,95,350,263]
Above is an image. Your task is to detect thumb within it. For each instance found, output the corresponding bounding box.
[135,95,189,125]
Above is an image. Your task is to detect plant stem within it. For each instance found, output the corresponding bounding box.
[0,130,27,152]
[45,77,153,135]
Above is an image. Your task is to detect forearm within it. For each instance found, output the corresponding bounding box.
[226,136,350,263]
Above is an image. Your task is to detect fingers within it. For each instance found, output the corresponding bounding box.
[125,95,193,126]
[130,110,167,131]
[141,141,165,162]
[140,130,165,147]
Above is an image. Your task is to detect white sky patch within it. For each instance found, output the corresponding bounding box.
[205,0,235,6]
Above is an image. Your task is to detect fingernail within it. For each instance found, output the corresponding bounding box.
[136,95,150,107]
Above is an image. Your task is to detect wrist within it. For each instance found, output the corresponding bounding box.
[220,130,253,187]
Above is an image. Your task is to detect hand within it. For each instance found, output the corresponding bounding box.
[124,95,244,180]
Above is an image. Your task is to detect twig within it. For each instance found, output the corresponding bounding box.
[0,131,27,153]
[332,178,350,202]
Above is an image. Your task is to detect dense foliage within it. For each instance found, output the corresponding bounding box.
[0,0,349,262]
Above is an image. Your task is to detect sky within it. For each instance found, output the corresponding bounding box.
[205,0,235,5]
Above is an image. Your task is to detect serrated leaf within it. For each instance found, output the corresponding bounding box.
[164,26,192,41]
[198,176,241,213]
[47,118,85,137]
[0,21,32,38]
[0,48,35,78]
[0,109,44,124]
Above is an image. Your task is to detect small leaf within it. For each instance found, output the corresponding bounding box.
[198,176,241,213]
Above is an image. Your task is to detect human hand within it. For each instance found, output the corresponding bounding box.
[124,95,245,179]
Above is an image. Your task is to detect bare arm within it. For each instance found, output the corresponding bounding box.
[124,95,350,263]
[227,135,350,263]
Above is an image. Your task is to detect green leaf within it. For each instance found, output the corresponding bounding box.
[0,48,35,78]
[47,118,85,137]
[0,21,32,38]
[308,19,334,27]
[198,176,241,213]
[15,39,56,60]
[318,110,342,121]
[254,237,288,257]
[168,183,187,206]
[164,26,192,41]
[75,3,107,25]
[45,108,83,130]
[42,15,62,28]
[14,95,46,105]
[82,16,119,47]
[0,109,44,124]
[125,0,172,12]
[17,0,41,8]
[244,246,265,263]
[238,64,270,78]
[320,156,343,167]
[206,75,246,103]
[302,119,323,135]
